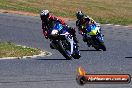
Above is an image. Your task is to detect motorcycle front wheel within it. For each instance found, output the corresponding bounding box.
[99,43,106,51]
[94,39,106,51]
[57,41,72,60]
[92,36,106,51]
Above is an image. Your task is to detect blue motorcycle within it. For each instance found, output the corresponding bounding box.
[81,24,106,51]
[49,22,81,60]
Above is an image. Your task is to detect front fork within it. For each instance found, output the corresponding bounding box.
[66,37,80,55]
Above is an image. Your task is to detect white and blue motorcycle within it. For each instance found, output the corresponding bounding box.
[49,22,81,60]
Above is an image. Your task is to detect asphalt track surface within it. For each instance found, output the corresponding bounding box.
[0,13,132,88]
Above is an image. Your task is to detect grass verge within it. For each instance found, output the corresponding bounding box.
[0,42,41,58]
[0,0,132,25]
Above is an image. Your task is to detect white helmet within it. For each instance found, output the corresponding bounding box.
[40,10,49,20]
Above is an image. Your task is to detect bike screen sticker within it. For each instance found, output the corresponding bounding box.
[76,67,131,85]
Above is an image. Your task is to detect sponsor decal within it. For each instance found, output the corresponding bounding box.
[76,67,131,85]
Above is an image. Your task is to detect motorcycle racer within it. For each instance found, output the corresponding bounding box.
[40,9,78,43]
[76,11,102,42]
[40,9,81,59]
[40,10,57,39]
[76,11,97,34]
[75,11,106,51]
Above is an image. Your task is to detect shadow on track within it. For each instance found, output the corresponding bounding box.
[36,58,71,61]
[125,57,132,58]
[80,49,101,51]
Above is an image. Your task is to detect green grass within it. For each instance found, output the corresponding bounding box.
[0,0,132,25]
[0,42,41,58]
